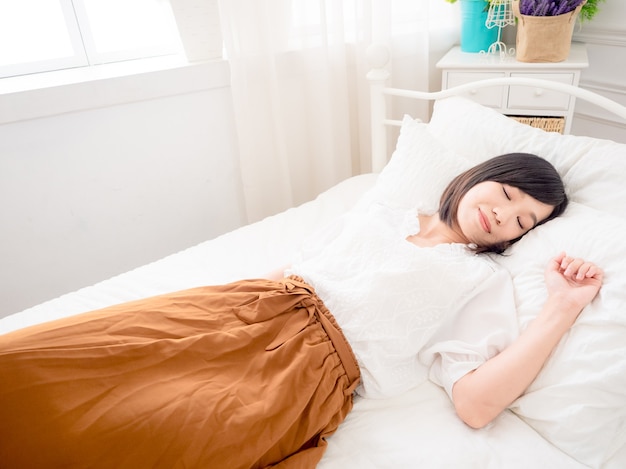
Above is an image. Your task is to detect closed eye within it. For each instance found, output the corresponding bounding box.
[504,185,524,230]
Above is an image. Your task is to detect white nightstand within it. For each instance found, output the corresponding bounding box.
[436,43,589,134]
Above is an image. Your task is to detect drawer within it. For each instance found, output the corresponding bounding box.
[508,73,575,111]
[444,72,505,108]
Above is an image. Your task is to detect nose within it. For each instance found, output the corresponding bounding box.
[492,207,507,225]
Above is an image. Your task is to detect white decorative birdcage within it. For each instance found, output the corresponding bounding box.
[485,0,515,56]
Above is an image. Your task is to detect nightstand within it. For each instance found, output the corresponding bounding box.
[436,43,589,134]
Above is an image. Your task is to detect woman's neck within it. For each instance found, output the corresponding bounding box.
[407,213,468,247]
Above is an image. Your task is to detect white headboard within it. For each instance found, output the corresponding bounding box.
[366,44,626,173]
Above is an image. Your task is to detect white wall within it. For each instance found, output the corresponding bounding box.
[571,2,626,143]
[0,61,245,317]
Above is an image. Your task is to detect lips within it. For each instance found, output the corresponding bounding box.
[478,209,491,233]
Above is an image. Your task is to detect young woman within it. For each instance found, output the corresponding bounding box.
[0,154,603,469]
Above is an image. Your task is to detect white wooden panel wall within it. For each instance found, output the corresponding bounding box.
[572,2,626,142]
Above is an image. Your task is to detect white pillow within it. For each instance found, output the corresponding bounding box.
[365,115,470,212]
[427,96,626,221]
[495,203,626,468]
[423,97,626,466]
[386,99,626,466]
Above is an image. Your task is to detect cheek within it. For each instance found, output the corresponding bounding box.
[457,210,479,240]
[455,196,473,221]
[455,206,471,230]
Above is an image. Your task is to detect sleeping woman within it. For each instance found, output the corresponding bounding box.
[0,153,603,469]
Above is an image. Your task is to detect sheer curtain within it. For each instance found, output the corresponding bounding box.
[218,0,458,223]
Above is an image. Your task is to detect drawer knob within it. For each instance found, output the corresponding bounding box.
[534,88,544,97]
[470,89,478,95]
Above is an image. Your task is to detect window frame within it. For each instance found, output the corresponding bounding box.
[71,0,183,66]
[0,0,88,78]
[0,0,183,79]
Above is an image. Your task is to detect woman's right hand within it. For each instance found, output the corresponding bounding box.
[544,252,604,325]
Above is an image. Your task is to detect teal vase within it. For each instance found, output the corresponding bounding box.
[460,0,498,53]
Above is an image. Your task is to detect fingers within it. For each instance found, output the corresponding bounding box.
[552,251,567,268]
[556,253,603,282]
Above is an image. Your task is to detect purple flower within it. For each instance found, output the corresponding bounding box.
[519,0,585,16]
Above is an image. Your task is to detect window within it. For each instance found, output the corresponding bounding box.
[0,0,183,79]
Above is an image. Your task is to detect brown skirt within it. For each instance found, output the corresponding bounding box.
[0,277,360,468]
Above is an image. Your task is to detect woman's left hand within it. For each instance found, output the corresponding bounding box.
[453,252,604,429]
[544,252,603,316]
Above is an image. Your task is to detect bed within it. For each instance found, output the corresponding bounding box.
[2,46,626,468]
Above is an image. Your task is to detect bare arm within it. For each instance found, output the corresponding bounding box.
[452,252,604,429]
[265,264,291,280]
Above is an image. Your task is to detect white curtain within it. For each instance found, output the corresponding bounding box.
[218,0,458,223]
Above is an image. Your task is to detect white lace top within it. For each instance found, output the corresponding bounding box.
[287,203,518,399]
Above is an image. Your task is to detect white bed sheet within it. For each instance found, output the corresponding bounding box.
[321,380,588,469]
[2,169,609,469]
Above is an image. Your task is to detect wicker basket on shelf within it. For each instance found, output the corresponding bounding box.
[508,115,565,134]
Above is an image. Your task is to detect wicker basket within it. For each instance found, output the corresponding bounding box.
[508,115,565,134]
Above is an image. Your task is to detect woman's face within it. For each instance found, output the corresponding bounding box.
[456,181,554,247]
